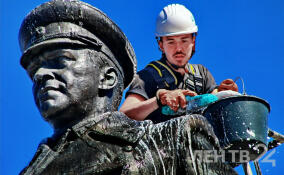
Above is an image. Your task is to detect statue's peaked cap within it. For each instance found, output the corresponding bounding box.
[19,0,137,88]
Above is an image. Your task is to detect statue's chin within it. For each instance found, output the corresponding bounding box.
[39,98,69,121]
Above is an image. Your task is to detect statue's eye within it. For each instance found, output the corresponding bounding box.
[27,61,40,80]
[48,56,75,69]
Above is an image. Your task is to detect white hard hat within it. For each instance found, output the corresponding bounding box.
[155,4,198,37]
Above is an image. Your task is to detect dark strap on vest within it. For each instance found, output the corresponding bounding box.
[184,64,204,94]
[146,61,204,94]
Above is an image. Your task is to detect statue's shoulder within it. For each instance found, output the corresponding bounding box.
[20,140,58,175]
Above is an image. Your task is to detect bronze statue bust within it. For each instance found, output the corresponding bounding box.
[19,0,237,174]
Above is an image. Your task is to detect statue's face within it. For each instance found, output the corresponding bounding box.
[26,47,100,124]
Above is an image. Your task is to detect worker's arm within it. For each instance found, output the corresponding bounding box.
[120,89,197,120]
[119,94,159,121]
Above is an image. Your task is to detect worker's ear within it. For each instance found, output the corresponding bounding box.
[158,40,165,53]
[98,66,118,90]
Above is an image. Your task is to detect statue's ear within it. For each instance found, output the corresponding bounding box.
[99,66,118,90]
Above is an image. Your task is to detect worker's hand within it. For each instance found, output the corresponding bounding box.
[218,79,238,92]
[156,89,197,112]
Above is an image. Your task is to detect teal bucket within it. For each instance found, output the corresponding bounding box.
[203,95,270,163]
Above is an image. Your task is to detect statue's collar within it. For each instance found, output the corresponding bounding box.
[71,111,148,144]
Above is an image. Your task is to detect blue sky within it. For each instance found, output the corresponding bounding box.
[1,0,284,174]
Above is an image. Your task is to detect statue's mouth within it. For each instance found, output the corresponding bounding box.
[37,86,61,102]
[40,86,59,94]
[37,83,66,101]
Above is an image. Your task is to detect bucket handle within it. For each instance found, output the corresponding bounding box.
[234,76,246,95]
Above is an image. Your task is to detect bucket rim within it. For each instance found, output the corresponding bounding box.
[203,95,270,114]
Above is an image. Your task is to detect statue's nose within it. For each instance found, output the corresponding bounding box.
[33,68,55,84]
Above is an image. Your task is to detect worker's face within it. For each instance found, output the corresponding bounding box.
[159,34,195,67]
[26,47,100,125]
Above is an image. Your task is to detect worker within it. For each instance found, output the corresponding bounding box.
[120,4,238,123]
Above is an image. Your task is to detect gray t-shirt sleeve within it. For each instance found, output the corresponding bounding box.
[126,69,158,100]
